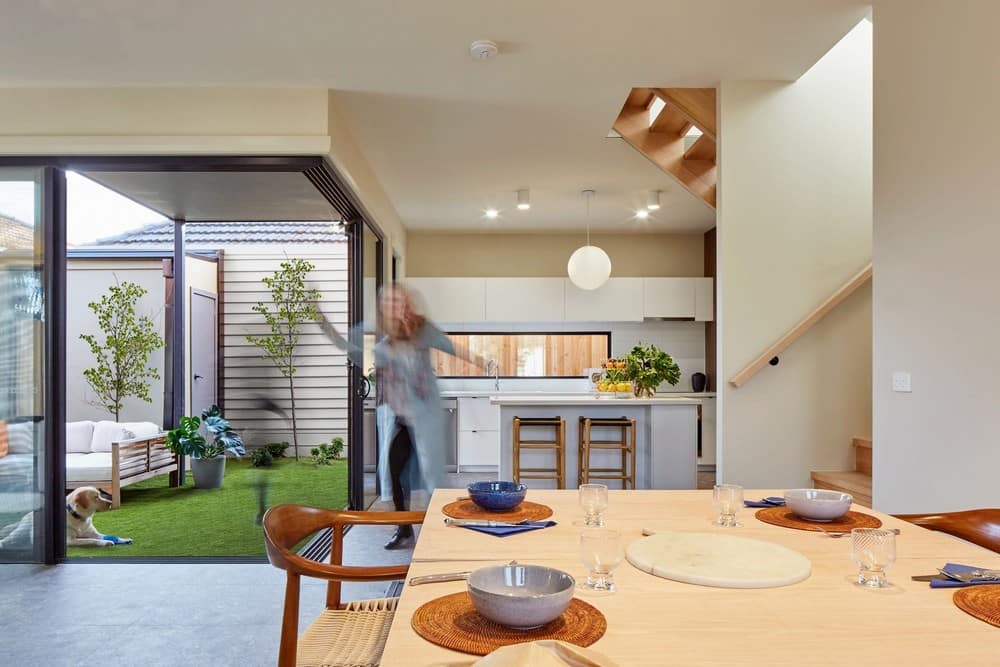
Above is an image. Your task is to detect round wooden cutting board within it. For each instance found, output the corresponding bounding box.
[626,531,812,589]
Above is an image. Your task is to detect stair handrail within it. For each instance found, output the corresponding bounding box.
[729,261,872,388]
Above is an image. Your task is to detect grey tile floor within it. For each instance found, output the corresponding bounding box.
[0,523,413,667]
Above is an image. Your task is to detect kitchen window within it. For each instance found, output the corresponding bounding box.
[433,332,611,378]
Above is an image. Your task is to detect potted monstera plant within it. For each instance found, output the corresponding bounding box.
[165,405,245,489]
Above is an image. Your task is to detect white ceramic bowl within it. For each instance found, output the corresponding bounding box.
[467,564,575,629]
[783,489,853,522]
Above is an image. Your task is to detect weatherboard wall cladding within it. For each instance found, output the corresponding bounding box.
[222,247,349,454]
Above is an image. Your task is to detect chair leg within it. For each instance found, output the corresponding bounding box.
[112,484,121,509]
[558,419,566,489]
[278,571,301,667]
[629,419,637,489]
[581,419,591,485]
[513,418,521,484]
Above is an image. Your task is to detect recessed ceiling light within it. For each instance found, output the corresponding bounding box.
[516,189,530,210]
[485,208,499,219]
[646,190,661,210]
[635,209,650,219]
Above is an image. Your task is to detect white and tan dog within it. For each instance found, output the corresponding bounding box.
[66,487,132,547]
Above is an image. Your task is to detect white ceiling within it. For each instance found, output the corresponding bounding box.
[0,1,870,233]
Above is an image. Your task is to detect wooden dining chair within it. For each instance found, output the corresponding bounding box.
[893,509,1000,554]
[263,504,425,667]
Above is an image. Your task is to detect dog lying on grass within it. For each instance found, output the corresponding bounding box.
[66,487,132,547]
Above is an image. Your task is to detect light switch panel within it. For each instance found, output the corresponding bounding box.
[892,371,912,393]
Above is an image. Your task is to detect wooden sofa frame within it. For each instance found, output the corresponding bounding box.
[66,432,179,508]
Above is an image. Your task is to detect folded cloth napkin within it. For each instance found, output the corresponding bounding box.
[744,497,786,508]
[461,521,556,537]
[930,562,1000,588]
[473,640,618,667]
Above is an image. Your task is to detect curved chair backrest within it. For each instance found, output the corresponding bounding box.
[894,509,1000,554]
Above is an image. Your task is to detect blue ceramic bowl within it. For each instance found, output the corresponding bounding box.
[467,481,527,511]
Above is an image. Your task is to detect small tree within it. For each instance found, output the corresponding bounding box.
[246,259,321,459]
[80,280,164,421]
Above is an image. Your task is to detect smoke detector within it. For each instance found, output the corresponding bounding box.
[469,40,499,60]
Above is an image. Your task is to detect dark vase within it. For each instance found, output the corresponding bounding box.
[691,372,707,393]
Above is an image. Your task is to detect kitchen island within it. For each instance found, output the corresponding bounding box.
[491,394,700,489]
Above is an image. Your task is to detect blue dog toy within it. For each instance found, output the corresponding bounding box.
[101,535,132,545]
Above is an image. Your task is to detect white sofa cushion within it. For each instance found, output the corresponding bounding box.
[66,421,96,454]
[121,421,160,441]
[7,422,35,455]
[65,452,113,482]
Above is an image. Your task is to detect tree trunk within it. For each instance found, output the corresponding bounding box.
[288,372,299,460]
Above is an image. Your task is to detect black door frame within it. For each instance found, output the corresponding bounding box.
[0,154,376,562]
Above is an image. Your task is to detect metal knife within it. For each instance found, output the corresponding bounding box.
[443,517,529,528]
[409,571,472,586]
[937,568,1000,582]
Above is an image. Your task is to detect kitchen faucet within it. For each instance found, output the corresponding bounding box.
[486,358,500,391]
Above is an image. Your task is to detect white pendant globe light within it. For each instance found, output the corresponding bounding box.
[567,190,611,290]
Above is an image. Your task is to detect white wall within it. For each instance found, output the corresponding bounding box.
[66,259,166,424]
[718,20,873,488]
[872,2,1000,512]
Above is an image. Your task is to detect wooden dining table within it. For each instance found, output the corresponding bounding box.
[378,489,1000,666]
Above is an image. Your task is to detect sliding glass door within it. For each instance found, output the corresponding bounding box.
[0,167,63,563]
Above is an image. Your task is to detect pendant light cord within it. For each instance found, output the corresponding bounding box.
[584,190,593,246]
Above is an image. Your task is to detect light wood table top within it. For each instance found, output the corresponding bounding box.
[382,489,1000,666]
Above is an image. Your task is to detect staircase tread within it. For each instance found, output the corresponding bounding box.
[852,437,873,449]
[810,470,872,496]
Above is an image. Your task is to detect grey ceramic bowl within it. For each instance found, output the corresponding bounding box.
[467,564,575,630]
[784,488,853,521]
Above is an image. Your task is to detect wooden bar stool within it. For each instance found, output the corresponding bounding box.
[512,416,566,489]
[578,416,637,489]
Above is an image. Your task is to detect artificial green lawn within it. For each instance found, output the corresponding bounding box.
[67,458,348,558]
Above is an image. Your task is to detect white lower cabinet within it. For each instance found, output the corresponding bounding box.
[458,429,499,469]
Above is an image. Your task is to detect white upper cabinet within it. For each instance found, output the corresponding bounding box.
[485,278,565,321]
[694,277,715,322]
[407,277,486,322]
[642,278,697,318]
[564,278,644,322]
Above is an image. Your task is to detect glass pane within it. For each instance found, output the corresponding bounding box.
[0,168,46,562]
[433,333,610,377]
[361,225,380,508]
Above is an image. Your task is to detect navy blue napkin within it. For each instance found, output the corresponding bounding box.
[930,562,1000,588]
[460,521,557,537]
[744,497,786,508]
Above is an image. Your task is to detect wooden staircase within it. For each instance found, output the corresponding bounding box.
[811,437,872,507]
[612,87,717,209]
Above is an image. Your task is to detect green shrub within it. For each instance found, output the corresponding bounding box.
[265,442,290,458]
[310,437,344,466]
[250,448,274,468]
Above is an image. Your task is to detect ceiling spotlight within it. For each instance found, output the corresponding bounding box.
[646,190,662,210]
[636,209,650,219]
[516,189,530,210]
[485,208,499,219]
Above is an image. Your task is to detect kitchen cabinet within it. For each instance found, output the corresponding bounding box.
[642,278,696,318]
[485,278,564,321]
[457,397,499,470]
[564,278,644,322]
[694,277,714,322]
[407,277,486,322]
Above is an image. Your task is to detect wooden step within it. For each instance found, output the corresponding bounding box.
[852,437,872,475]
[852,437,872,449]
[810,470,872,508]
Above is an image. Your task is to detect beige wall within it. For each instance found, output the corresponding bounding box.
[406,232,704,277]
[872,2,1000,512]
[718,20,872,489]
[66,259,166,425]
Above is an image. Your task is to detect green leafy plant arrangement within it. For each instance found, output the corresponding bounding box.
[310,437,344,466]
[249,448,273,468]
[164,416,207,458]
[200,405,246,458]
[245,259,321,460]
[265,442,289,458]
[80,280,165,421]
[624,344,681,398]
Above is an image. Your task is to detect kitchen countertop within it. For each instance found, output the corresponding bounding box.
[490,394,702,406]
[441,390,715,399]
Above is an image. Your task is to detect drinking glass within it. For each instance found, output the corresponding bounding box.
[713,484,743,527]
[578,483,608,527]
[579,528,624,592]
[851,528,896,588]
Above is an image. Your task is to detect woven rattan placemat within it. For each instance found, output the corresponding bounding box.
[953,586,1000,628]
[411,592,607,656]
[755,506,882,532]
[442,499,554,523]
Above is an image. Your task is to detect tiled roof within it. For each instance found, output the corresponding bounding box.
[88,220,347,248]
[0,214,34,250]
